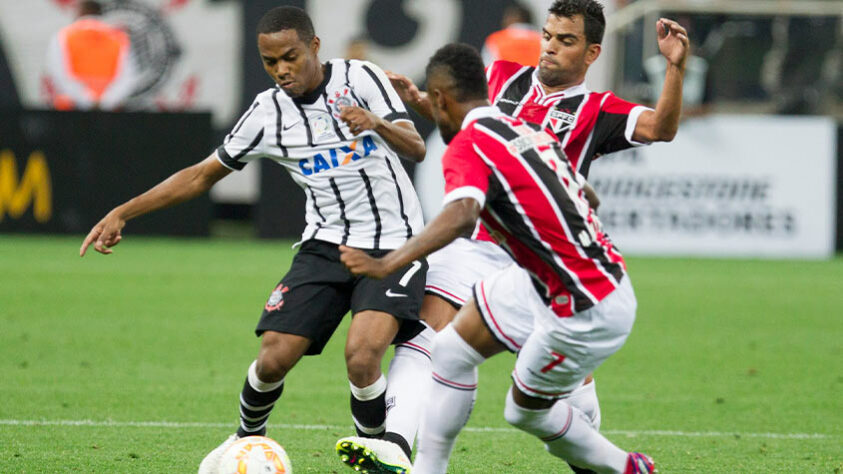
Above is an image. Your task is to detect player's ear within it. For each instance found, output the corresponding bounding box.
[431,88,447,111]
[585,43,601,66]
[310,35,321,55]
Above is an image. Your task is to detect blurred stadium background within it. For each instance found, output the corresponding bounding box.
[1,0,842,472]
[0,0,840,256]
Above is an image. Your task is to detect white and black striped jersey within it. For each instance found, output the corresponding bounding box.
[216,59,424,250]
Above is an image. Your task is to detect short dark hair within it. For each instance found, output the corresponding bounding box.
[256,6,315,43]
[78,1,102,16]
[548,0,605,44]
[426,43,488,102]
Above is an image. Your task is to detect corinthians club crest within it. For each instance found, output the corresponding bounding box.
[265,284,290,312]
[327,88,359,119]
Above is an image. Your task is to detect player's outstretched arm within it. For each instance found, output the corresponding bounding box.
[79,154,232,256]
[385,71,434,122]
[633,18,690,143]
[339,106,426,162]
[340,197,481,278]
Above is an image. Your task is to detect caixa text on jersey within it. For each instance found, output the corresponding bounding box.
[298,136,378,176]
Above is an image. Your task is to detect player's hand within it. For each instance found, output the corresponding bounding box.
[385,71,425,105]
[339,106,382,135]
[80,211,125,256]
[339,245,390,279]
[657,18,690,69]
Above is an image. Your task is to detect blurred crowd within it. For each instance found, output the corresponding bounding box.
[30,0,843,117]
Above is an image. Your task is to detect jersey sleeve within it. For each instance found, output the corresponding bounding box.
[441,129,492,208]
[216,96,268,171]
[593,92,653,156]
[353,60,412,123]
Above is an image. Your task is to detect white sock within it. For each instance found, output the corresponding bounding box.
[248,360,284,392]
[349,374,387,400]
[503,389,627,473]
[564,378,601,430]
[383,326,435,454]
[414,325,485,474]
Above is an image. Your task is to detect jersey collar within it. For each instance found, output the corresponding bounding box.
[462,105,503,129]
[530,70,590,100]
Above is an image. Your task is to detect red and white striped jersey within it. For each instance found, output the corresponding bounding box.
[486,60,651,178]
[442,106,626,317]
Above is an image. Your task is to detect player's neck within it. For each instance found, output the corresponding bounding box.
[304,63,327,95]
[455,99,492,125]
[540,77,585,95]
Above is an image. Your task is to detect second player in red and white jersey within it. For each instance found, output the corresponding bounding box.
[486,59,651,178]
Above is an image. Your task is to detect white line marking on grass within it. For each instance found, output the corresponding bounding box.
[0,419,833,440]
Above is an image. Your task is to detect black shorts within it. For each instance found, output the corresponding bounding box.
[256,240,428,355]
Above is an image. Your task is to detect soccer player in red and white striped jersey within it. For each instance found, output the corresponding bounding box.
[341,43,657,474]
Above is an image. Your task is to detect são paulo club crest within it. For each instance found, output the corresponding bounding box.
[547,109,576,134]
[265,283,290,312]
[327,88,359,119]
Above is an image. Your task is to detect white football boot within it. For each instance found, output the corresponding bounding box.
[336,436,412,474]
[197,433,239,474]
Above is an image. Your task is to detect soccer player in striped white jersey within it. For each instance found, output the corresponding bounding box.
[80,6,434,473]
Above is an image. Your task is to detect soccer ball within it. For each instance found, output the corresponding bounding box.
[218,435,293,474]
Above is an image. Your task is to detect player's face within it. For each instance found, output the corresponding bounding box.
[538,14,600,88]
[258,29,322,98]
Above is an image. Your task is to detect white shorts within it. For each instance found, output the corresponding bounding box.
[425,238,513,307]
[475,264,637,399]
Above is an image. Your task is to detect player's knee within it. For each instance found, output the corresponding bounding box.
[503,393,529,429]
[255,343,297,382]
[428,326,484,387]
[503,388,550,435]
[345,347,382,384]
[431,325,482,372]
[255,353,292,382]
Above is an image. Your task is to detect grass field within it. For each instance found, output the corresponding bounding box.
[1,234,841,473]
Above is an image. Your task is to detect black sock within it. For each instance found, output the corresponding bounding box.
[236,372,284,438]
[350,377,387,438]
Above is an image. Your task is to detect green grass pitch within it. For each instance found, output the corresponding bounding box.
[1,234,841,472]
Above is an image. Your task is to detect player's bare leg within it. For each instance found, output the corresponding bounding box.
[413,299,506,474]
[198,331,311,474]
[345,310,401,435]
[338,310,413,473]
[338,293,451,471]
[419,293,459,331]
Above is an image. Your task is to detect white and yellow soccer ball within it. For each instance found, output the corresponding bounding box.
[217,435,293,474]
